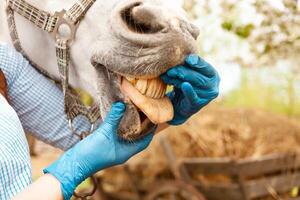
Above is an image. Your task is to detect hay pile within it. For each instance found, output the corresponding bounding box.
[100,105,300,196]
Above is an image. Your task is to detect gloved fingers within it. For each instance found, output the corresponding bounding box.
[165,66,214,89]
[166,87,182,100]
[198,98,212,108]
[185,54,218,78]
[103,102,126,127]
[160,74,182,88]
[127,132,154,155]
[181,82,201,105]
[116,132,154,164]
[135,132,154,150]
[181,87,218,111]
[169,117,188,126]
[194,88,219,99]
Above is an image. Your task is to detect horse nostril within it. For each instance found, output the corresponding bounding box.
[121,3,165,34]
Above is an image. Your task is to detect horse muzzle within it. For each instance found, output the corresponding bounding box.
[91,0,199,140]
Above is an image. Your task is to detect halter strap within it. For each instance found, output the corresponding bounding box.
[66,0,96,24]
[7,0,96,33]
[55,39,100,123]
[7,0,57,32]
[6,0,101,123]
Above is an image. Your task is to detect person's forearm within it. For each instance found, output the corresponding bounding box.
[13,174,64,200]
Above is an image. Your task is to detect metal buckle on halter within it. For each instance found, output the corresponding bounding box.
[51,9,78,44]
[68,119,95,140]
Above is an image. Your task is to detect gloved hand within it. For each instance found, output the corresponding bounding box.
[161,55,220,125]
[44,102,154,200]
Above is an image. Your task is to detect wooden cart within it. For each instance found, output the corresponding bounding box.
[154,137,300,200]
[85,136,300,200]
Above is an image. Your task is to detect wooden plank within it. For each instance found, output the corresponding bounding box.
[237,154,300,177]
[180,157,236,176]
[182,154,300,177]
[245,172,300,199]
[192,181,243,200]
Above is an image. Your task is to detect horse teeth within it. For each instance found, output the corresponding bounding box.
[146,79,156,98]
[135,79,148,95]
[126,77,137,85]
[146,78,166,99]
[125,77,167,99]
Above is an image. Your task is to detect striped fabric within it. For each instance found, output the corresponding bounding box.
[0,43,90,199]
[0,95,31,199]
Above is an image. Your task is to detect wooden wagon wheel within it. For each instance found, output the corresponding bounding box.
[144,180,206,200]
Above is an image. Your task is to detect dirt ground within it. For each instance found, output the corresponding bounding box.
[100,104,300,199]
[31,139,62,179]
[30,104,300,198]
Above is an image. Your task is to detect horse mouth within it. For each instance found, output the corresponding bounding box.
[93,62,174,140]
[120,76,174,124]
[117,72,174,138]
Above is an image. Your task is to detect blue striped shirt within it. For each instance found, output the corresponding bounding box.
[0,43,90,199]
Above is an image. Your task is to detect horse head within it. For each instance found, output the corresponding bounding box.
[1,0,199,140]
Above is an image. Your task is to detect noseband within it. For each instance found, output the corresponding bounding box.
[6,0,101,198]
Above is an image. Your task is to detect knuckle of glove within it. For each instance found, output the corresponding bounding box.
[212,88,219,99]
[112,153,129,166]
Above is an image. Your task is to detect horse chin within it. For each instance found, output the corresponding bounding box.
[93,63,156,141]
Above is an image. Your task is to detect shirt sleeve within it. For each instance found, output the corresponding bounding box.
[0,95,32,199]
[0,43,90,150]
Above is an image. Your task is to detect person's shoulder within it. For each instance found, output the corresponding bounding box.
[0,42,27,82]
[0,42,11,53]
[0,42,18,63]
[0,95,17,118]
[0,42,9,57]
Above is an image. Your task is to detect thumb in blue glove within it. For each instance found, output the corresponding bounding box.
[44,102,154,200]
[161,55,220,125]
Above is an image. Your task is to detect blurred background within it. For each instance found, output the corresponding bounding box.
[29,0,300,199]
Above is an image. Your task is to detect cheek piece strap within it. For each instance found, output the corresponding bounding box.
[6,0,100,199]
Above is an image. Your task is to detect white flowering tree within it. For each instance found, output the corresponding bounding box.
[184,0,300,116]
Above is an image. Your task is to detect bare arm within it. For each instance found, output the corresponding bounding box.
[13,175,63,200]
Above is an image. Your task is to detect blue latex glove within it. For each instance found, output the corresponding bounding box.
[44,102,154,200]
[161,55,220,125]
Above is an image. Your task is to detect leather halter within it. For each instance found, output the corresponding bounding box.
[6,0,101,124]
[6,0,101,198]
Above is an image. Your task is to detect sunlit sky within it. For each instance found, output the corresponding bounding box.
[174,0,183,6]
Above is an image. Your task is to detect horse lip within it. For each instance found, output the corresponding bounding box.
[107,70,161,80]
[92,62,156,140]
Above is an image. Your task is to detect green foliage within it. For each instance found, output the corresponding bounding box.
[222,21,254,38]
[72,178,92,198]
[235,24,254,38]
[222,21,234,31]
[75,89,94,106]
[221,69,300,120]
